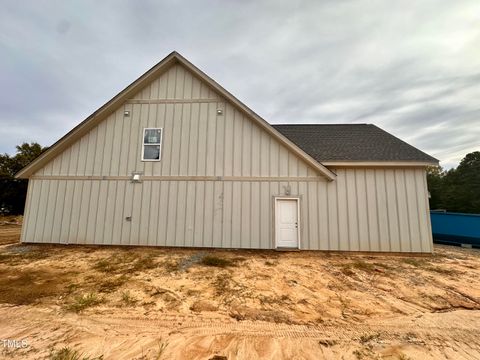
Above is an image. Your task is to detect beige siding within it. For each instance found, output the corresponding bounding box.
[23,168,433,252]
[24,61,433,252]
[35,64,313,178]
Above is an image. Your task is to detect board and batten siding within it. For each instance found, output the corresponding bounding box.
[34,64,314,179]
[22,62,433,252]
[23,169,432,252]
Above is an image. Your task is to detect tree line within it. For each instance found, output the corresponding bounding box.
[427,151,480,214]
[0,143,47,215]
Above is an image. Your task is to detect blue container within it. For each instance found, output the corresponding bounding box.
[430,211,480,247]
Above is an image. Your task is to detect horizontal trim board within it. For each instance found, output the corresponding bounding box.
[125,98,220,104]
[30,175,324,182]
[323,161,435,167]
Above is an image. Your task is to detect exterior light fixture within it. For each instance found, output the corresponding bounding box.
[131,172,142,183]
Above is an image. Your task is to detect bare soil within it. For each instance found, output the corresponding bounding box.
[0,226,480,359]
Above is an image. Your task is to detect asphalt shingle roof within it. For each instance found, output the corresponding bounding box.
[273,124,438,163]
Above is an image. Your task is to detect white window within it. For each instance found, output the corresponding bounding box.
[141,128,162,161]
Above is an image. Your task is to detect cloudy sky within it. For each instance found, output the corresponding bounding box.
[1,0,479,168]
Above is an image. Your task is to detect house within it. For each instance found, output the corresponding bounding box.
[16,52,439,252]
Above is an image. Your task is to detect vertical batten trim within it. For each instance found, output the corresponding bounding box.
[182,181,189,246]
[249,181,253,248]
[163,181,170,245]
[413,170,423,252]
[186,100,193,175]
[344,170,350,250]
[422,171,434,252]
[364,169,372,250]
[381,170,389,251]
[76,181,85,244]
[403,169,413,251]
[322,182,327,250]
[58,180,68,244]
[354,169,361,250]
[111,181,119,244]
[374,170,381,251]
[115,106,125,176]
[394,169,402,251]
[212,102,218,175]
[201,181,207,247]
[335,170,340,250]
[29,180,41,242]
[20,181,33,242]
[178,99,185,175]
[192,181,198,247]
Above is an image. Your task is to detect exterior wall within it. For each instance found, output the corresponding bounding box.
[22,62,433,252]
[35,64,315,178]
[22,168,433,252]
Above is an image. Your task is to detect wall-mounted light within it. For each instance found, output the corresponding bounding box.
[216,109,223,115]
[131,172,142,183]
[124,110,130,117]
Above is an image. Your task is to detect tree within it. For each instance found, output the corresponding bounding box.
[426,165,445,210]
[427,151,480,214]
[0,142,47,215]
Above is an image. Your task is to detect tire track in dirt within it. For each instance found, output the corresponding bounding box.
[84,313,480,349]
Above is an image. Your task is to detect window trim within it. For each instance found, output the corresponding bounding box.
[141,127,163,162]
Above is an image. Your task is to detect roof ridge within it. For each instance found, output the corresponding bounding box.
[272,123,370,126]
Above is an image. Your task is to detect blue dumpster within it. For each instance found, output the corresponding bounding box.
[430,211,480,248]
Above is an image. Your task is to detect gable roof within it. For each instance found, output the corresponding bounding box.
[273,124,438,165]
[16,52,335,180]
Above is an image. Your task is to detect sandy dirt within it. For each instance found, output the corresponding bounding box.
[0,228,479,359]
[0,216,22,245]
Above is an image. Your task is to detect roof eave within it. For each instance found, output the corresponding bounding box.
[15,52,180,179]
[322,160,439,167]
[16,51,336,181]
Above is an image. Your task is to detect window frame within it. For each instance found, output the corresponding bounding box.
[141,127,163,162]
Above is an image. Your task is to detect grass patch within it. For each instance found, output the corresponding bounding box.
[66,283,78,294]
[49,347,103,360]
[201,255,236,268]
[153,339,169,360]
[131,255,157,272]
[339,260,377,276]
[0,268,76,305]
[163,260,180,273]
[93,253,157,274]
[402,258,428,267]
[66,293,103,313]
[258,294,291,306]
[0,246,50,265]
[97,275,129,293]
[212,272,250,303]
[213,273,233,295]
[121,290,137,306]
[359,333,380,344]
[351,260,376,272]
[318,339,338,347]
[92,259,115,273]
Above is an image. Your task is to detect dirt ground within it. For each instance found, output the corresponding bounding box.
[0,225,479,359]
[0,216,22,245]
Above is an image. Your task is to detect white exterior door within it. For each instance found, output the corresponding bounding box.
[275,198,300,248]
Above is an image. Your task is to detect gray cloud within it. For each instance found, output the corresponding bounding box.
[0,0,479,169]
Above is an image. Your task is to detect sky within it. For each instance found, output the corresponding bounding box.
[1,0,479,169]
